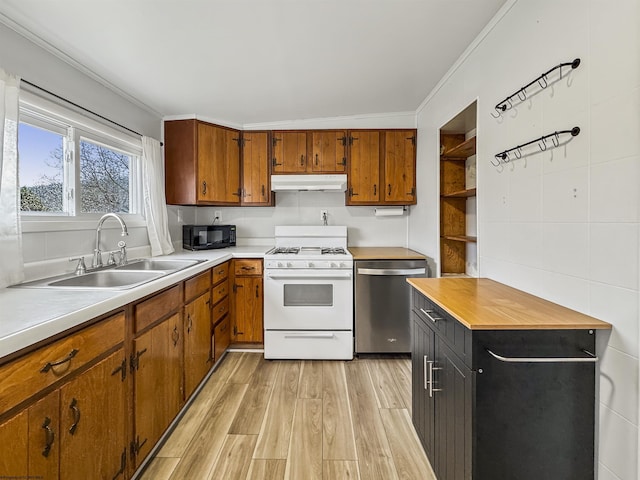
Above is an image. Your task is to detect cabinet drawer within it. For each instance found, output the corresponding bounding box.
[213,316,230,363]
[212,279,228,305]
[233,259,263,276]
[413,290,471,367]
[135,285,182,332]
[212,261,229,284]
[185,269,211,302]
[0,312,124,415]
[212,296,229,325]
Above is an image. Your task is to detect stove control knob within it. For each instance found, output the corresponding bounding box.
[330,262,338,268]
[340,262,347,268]
[308,262,314,268]
[277,262,283,268]
[287,262,293,268]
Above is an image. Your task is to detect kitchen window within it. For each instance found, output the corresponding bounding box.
[18,91,143,227]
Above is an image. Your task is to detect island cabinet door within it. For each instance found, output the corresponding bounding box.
[411,313,436,459]
[59,348,127,480]
[434,339,472,480]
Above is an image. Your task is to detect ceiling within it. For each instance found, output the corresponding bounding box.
[0,1,507,126]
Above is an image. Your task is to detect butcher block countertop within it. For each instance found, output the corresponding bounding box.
[407,277,612,331]
[349,247,425,260]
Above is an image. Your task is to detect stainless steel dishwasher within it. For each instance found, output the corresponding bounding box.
[354,259,428,353]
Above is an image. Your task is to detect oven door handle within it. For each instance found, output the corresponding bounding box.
[284,333,335,339]
[266,272,352,279]
[357,268,426,276]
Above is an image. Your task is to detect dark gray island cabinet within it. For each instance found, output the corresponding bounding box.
[408,278,612,480]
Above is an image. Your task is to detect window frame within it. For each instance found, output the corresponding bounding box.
[18,90,146,233]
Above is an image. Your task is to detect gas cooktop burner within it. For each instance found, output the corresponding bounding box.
[321,247,348,255]
[269,247,301,254]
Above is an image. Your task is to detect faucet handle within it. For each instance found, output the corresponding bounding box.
[69,256,87,276]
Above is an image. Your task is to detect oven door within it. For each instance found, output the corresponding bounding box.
[264,270,353,330]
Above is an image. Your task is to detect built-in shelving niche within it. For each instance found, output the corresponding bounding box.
[439,101,478,277]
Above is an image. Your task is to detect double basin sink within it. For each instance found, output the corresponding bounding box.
[18,258,205,290]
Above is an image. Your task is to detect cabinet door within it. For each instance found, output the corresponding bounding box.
[232,276,263,343]
[59,349,127,480]
[197,123,241,204]
[411,314,436,461]
[311,130,347,173]
[434,339,472,480]
[0,394,60,479]
[184,292,212,398]
[241,131,272,205]
[133,313,183,466]
[272,131,308,173]
[347,131,380,204]
[383,130,416,203]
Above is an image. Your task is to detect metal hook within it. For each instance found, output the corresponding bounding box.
[491,155,502,167]
[513,147,522,159]
[538,137,547,151]
[490,109,502,119]
[517,89,527,102]
[551,133,560,147]
[538,74,548,89]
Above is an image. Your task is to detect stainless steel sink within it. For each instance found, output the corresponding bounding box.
[15,258,205,290]
[114,259,202,272]
[48,270,164,289]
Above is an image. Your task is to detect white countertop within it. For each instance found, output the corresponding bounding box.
[0,246,272,360]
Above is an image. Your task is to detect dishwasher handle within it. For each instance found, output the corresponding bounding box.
[357,267,426,276]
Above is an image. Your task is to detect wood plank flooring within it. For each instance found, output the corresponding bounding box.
[141,352,436,480]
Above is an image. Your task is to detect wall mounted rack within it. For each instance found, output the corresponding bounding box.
[490,58,581,118]
[492,126,580,166]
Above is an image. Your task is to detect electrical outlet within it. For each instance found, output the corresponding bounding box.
[214,210,222,224]
[320,209,328,222]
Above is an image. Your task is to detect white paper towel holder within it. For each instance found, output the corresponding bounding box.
[374,206,405,217]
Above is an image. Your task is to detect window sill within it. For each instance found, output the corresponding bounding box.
[21,214,147,233]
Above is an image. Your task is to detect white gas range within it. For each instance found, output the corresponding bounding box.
[263,226,354,360]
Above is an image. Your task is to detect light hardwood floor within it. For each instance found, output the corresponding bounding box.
[140,352,436,480]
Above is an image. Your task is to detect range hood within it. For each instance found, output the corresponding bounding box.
[270,174,347,192]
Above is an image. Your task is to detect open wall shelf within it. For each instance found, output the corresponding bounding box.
[441,136,476,159]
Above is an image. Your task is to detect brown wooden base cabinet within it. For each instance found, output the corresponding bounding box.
[411,287,598,480]
[230,259,263,344]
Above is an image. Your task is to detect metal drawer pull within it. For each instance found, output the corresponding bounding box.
[41,348,79,373]
[486,348,598,363]
[42,416,55,457]
[358,268,426,276]
[284,333,335,339]
[69,398,81,435]
[419,308,442,323]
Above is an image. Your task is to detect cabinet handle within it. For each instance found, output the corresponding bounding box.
[349,187,358,197]
[340,157,346,166]
[420,308,443,323]
[241,266,255,271]
[41,348,79,373]
[42,416,55,458]
[202,180,207,195]
[172,326,179,346]
[261,184,266,198]
[373,184,377,196]
[407,187,416,196]
[427,360,442,398]
[485,348,598,363]
[315,153,319,166]
[388,184,392,196]
[256,285,259,298]
[423,355,428,390]
[300,154,305,167]
[232,188,242,197]
[272,158,282,167]
[112,448,126,479]
[187,313,193,334]
[68,398,81,435]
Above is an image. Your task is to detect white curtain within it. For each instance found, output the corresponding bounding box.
[142,136,174,256]
[0,69,23,288]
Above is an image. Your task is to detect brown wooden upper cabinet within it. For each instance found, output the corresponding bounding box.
[311,130,347,173]
[272,131,308,174]
[347,129,417,206]
[164,119,242,205]
[241,131,274,205]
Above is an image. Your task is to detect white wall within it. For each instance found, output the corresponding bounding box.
[410,1,640,478]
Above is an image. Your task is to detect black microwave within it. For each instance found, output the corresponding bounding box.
[183,224,236,250]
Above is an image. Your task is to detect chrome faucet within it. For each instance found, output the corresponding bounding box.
[93,213,128,268]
